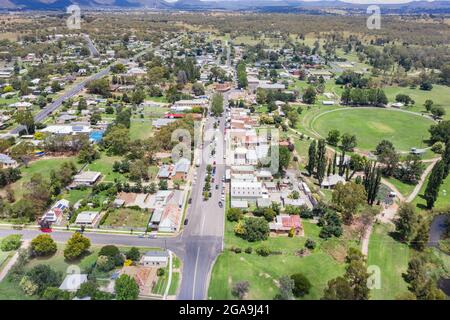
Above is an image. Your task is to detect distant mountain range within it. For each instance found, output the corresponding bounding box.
[1,0,450,12]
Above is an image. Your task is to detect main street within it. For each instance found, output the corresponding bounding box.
[0,109,227,300]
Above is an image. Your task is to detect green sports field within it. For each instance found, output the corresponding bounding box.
[311,107,434,152]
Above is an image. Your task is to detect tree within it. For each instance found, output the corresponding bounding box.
[341,133,357,152]
[115,274,139,300]
[239,217,270,242]
[231,281,249,300]
[316,139,326,185]
[395,202,419,242]
[306,140,316,176]
[78,144,100,164]
[424,99,434,112]
[302,86,316,104]
[211,93,224,117]
[26,264,61,296]
[102,124,130,155]
[192,83,205,96]
[275,275,295,300]
[428,120,450,144]
[431,106,446,119]
[424,160,445,209]
[64,232,91,261]
[31,234,57,257]
[376,140,399,177]
[14,110,35,135]
[278,145,291,174]
[131,89,146,105]
[332,182,366,224]
[327,129,340,146]
[236,61,248,89]
[126,247,141,261]
[363,162,382,205]
[287,110,299,128]
[322,277,354,300]
[403,256,445,300]
[290,273,312,297]
[411,218,429,251]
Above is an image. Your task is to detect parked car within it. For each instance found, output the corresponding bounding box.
[218,201,223,208]
[184,219,189,226]
[215,184,219,190]
[188,198,192,204]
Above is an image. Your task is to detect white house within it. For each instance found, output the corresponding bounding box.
[139,251,169,267]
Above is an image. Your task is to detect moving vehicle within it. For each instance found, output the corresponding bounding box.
[218,201,223,208]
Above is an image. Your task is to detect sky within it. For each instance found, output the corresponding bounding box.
[171,0,439,4]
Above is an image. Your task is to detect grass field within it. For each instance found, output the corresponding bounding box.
[208,220,349,300]
[60,189,91,206]
[130,120,153,141]
[85,153,125,182]
[311,108,434,152]
[412,170,450,211]
[3,156,79,201]
[102,208,151,229]
[384,85,450,120]
[367,223,411,300]
[383,176,417,198]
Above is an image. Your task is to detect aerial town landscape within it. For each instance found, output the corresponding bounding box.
[0,0,448,306]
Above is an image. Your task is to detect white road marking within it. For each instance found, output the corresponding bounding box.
[192,246,200,299]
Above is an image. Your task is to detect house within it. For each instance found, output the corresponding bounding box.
[41,199,70,224]
[41,125,91,135]
[152,118,176,129]
[157,165,172,179]
[0,153,18,169]
[71,171,101,188]
[75,211,100,227]
[321,174,346,189]
[269,214,302,235]
[172,99,208,112]
[159,204,181,233]
[173,158,190,181]
[140,251,169,268]
[59,274,88,292]
[322,100,335,106]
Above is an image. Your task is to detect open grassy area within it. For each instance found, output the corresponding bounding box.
[130,120,153,141]
[383,176,417,198]
[412,170,450,211]
[60,188,92,206]
[384,85,450,120]
[169,272,180,296]
[102,208,151,229]
[367,223,410,300]
[208,219,350,300]
[311,108,433,152]
[85,153,125,182]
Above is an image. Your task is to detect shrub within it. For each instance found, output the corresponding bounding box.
[0,234,22,251]
[42,287,71,300]
[64,232,90,261]
[231,281,249,300]
[291,273,312,297]
[234,247,242,254]
[227,208,243,222]
[157,268,165,277]
[125,247,141,261]
[245,247,253,254]
[96,255,115,272]
[305,239,316,250]
[31,234,57,257]
[26,264,62,296]
[115,274,139,300]
[239,217,270,242]
[20,276,38,296]
[256,245,271,257]
[288,228,295,238]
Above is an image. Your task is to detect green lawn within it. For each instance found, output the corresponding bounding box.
[101,208,151,229]
[311,108,434,152]
[168,272,180,296]
[383,176,417,198]
[208,220,347,300]
[5,156,79,201]
[130,120,153,141]
[367,224,410,300]
[412,170,450,211]
[384,85,450,120]
[85,153,125,182]
[60,189,92,206]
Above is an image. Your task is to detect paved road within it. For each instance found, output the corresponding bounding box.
[83,34,100,57]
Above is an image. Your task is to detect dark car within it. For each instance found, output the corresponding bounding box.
[188,198,192,204]
[184,219,189,226]
[215,184,219,190]
[218,201,223,208]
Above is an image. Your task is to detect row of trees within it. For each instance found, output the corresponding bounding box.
[423,142,450,209]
